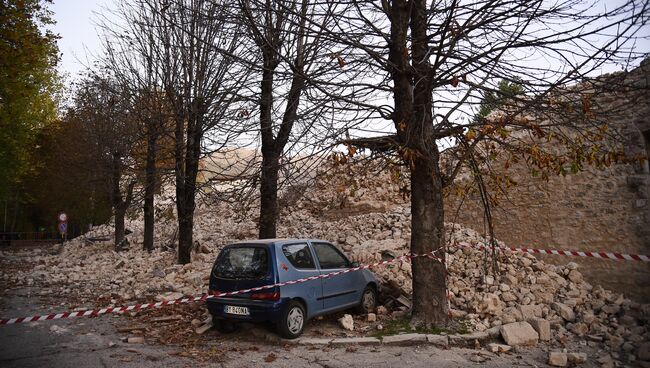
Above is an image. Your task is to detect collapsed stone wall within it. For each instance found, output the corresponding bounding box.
[446,60,650,302]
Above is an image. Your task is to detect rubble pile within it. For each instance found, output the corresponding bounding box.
[0,159,648,365]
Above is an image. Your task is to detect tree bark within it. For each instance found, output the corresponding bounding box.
[252,1,307,240]
[112,152,126,250]
[115,203,126,250]
[258,150,279,239]
[176,115,201,264]
[143,121,157,252]
[409,150,448,326]
[386,0,449,327]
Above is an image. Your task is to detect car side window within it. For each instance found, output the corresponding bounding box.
[282,243,316,269]
[312,242,350,269]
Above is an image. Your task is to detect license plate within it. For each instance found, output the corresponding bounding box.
[225,305,249,315]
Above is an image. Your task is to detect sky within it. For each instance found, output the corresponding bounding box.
[50,0,114,79]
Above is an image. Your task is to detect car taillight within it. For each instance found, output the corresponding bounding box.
[250,291,280,301]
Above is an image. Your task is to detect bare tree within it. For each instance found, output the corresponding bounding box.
[235,0,356,239]
[306,0,647,327]
[99,0,177,252]
[154,0,248,264]
[71,73,137,250]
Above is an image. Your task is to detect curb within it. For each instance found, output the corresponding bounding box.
[287,331,499,348]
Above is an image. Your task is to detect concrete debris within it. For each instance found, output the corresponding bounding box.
[552,302,576,322]
[500,322,539,346]
[376,306,388,315]
[339,314,354,331]
[548,352,568,367]
[486,343,512,353]
[527,318,551,342]
[195,321,213,335]
[567,352,587,364]
[1,159,647,359]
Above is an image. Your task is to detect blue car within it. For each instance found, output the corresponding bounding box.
[206,239,379,339]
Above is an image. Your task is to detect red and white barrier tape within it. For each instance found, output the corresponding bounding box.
[2,242,647,325]
[0,251,444,325]
[456,243,650,262]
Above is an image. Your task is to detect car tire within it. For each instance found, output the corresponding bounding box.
[213,319,238,333]
[277,300,306,339]
[355,285,377,314]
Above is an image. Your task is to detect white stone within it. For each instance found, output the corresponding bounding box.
[486,343,512,353]
[548,352,568,367]
[527,318,551,341]
[339,314,354,331]
[567,352,587,364]
[552,302,575,322]
[500,322,539,346]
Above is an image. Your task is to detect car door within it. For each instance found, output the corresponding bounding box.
[311,242,361,311]
[278,242,323,318]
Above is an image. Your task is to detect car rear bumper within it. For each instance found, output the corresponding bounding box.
[206,296,289,323]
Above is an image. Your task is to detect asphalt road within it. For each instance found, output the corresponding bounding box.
[0,288,597,368]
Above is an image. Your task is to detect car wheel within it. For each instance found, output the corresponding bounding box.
[277,300,306,339]
[356,285,377,314]
[213,319,238,333]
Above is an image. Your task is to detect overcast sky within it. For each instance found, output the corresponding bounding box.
[51,0,113,79]
[51,0,649,80]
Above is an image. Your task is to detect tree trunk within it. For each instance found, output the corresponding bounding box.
[258,150,279,239]
[409,150,448,326]
[115,204,126,250]
[112,152,124,250]
[177,200,193,264]
[176,116,200,265]
[385,0,449,327]
[143,123,157,252]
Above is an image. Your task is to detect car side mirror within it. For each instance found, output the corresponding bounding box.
[351,262,359,268]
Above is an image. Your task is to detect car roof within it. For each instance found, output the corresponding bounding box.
[227,238,333,247]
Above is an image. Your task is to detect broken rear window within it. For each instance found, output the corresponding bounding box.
[213,246,269,280]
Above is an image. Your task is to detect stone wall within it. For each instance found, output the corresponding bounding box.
[446,60,650,302]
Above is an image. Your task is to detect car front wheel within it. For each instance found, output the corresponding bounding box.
[277,300,306,339]
[356,285,377,314]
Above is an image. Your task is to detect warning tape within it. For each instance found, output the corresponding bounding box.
[0,251,444,325]
[456,243,650,262]
[2,242,648,325]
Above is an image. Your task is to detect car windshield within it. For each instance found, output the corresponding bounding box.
[213,246,269,280]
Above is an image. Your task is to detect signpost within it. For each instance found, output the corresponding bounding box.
[57,212,68,243]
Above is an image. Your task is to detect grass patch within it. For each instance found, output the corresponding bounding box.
[372,317,473,338]
[372,317,447,338]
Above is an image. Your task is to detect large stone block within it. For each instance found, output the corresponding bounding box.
[527,318,551,341]
[500,321,539,346]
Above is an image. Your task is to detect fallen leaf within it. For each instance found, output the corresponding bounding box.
[264,353,277,362]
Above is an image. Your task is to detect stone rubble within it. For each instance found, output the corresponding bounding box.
[0,159,648,366]
[499,321,539,346]
[339,314,354,331]
[548,351,568,367]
